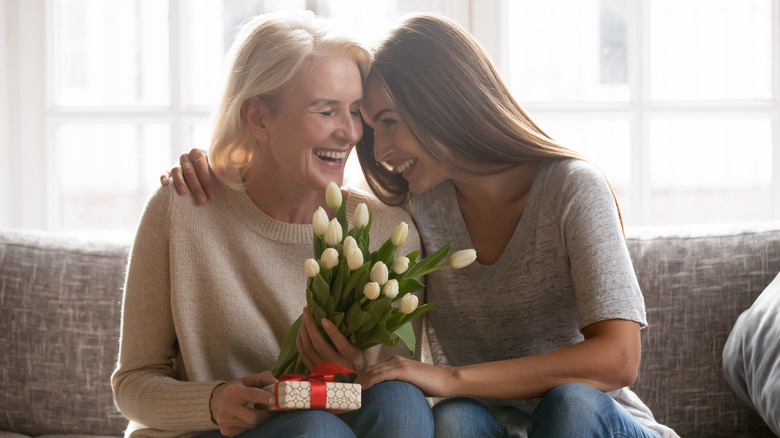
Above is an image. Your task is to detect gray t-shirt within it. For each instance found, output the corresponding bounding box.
[405,159,677,438]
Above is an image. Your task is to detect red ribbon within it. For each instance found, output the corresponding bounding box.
[275,363,358,411]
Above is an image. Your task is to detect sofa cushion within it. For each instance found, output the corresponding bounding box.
[722,269,780,436]
[626,222,780,438]
[0,230,130,437]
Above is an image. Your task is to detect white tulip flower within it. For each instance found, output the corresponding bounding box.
[392,256,409,274]
[304,258,320,277]
[343,236,358,256]
[320,248,339,269]
[312,207,329,236]
[346,247,364,270]
[390,222,409,246]
[353,203,369,229]
[382,279,399,299]
[363,281,381,300]
[448,249,477,269]
[325,218,343,246]
[400,293,418,314]
[326,181,342,210]
[370,261,389,285]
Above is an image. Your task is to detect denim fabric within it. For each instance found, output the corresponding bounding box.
[197,380,432,438]
[528,384,661,438]
[432,396,510,438]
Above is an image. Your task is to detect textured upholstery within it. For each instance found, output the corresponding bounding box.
[627,222,780,438]
[0,230,130,438]
[2,223,780,438]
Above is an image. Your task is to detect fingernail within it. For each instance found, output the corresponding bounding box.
[197,194,206,204]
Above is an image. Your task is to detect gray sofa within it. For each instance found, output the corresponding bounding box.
[1,222,779,438]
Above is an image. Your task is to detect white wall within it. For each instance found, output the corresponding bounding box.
[0,0,10,227]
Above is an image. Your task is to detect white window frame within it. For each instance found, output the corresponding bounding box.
[2,0,779,230]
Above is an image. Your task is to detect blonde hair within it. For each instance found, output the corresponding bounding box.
[209,10,372,189]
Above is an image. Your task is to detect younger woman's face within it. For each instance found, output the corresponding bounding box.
[360,79,448,195]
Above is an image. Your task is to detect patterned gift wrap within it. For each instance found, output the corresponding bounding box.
[262,380,361,411]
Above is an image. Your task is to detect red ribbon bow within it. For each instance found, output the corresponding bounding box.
[275,362,358,411]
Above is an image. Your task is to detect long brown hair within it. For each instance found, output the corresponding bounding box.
[357,13,623,231]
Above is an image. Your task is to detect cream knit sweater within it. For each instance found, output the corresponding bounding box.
[111,180,419,438]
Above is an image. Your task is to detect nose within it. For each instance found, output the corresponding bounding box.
[337,113,361,145]
[372,129,390,163]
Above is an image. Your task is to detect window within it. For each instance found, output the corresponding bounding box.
[504,0,777,225]
[2,0,778,231]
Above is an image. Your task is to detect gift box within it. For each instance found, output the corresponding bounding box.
[262,380,361,411]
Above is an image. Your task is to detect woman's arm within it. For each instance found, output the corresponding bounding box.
[356,318,640,399]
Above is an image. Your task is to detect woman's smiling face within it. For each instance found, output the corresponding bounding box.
[261,55,364,192]
[360,78,448,195]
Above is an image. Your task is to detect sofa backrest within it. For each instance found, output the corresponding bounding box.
[627,222,780,438]
[0,229,130,436]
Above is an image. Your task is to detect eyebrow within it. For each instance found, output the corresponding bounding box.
[310,98,364,107]
[371,108,393,122]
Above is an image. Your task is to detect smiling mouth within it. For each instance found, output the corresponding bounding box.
[314,149,348,162]
[394,158,415,174]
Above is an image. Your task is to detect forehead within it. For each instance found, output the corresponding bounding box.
[293,56,364,101]
[361,78,392,117]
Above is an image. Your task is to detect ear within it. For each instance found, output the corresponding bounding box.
[242,96,271,142]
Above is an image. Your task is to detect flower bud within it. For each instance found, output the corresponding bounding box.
[391,222,409,246]
[392,256,409,274]
[343,235,358,255]
[326,181,342,210]
[448,249,477,269]
[363,282,381,300]
[325,218,342,246]
[382,279,399,299]
[353,202,369,229]
[312,207,328,236]
[320,248,339,269]
[400,293,418,314]
[370,261,388,285]
[304,258,320,277]
[346,247,364,270]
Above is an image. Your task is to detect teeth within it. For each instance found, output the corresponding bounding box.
[395,158,415,174]
[314,150,347,160]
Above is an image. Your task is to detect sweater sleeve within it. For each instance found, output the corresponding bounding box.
[111,186,221,433]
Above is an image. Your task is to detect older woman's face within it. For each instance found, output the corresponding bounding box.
[261,56,363,192]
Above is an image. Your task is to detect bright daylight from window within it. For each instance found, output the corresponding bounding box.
[10,0,780,231]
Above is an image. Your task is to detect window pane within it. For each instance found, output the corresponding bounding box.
[56,124,171,231]
[533,117,632,216]
[650,118,772,225]
[183,0,307,108]
[650,0,772,101]
[53,0,169,106]
[506,0,630,103]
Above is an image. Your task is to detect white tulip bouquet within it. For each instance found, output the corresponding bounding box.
[271,182,476,377]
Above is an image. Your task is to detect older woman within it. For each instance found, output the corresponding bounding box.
[112,11,432,438]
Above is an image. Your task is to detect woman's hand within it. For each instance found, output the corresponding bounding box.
[296,307,377,374]
[356,355,455,397]
[160,148,215,205]
[209,371,278,437]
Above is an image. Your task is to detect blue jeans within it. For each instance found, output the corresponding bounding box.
[198,380,433,438]
[433,384,661,438]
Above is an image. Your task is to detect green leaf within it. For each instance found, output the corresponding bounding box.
[357,298,391,333]
[344,301,364,336]
[405,243,452,278]
[374,239,397,266]
[340,263,370,309]
[397,278,424,295]
[311,274,335,315]
[330,259,349,304]
[355,324,395,350]
[270,315,302,377]
[386,303,433,333]
[393,321,417,356]
[335,199,347,239]
[313,234,326,260]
